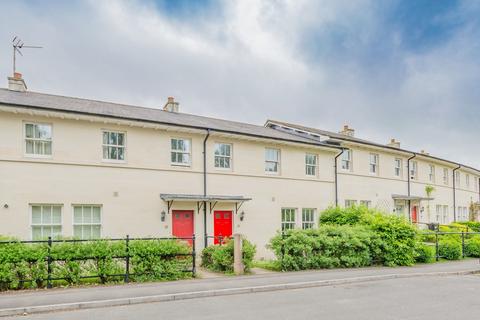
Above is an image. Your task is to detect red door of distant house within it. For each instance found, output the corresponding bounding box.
[412,206,418,223]
[214,210,232,244]
[172,210,194,245]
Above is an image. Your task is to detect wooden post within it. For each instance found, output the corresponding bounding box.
[233,233,244,275]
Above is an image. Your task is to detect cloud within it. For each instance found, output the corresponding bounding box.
[0,0,479,167]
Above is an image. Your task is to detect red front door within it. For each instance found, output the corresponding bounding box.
[412,206,418,223]
[214,210,232,244]
[172,210,194,245]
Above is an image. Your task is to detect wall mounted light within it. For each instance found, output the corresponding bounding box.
[161,210,166,222]
[3,204,8,209]
[239,211,245,221]
[420,207,425,213]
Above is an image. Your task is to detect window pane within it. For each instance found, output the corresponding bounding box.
[103,132,109,144]
[74,225,82,238]
[42,206,52,223]
[118,147,125,160]
[224,158,230,168]
[32,206,42,224]
[83,206,92,223]
[74,206,83,223]
[92,207,101,223]
[52,206,61,224]
[25,124,34,138]
[110,146,117,159]
[38,125,52,139]
[26,140,34,154]
[32,226,42,240]
[92,225,101,238]
[52,226,62,238]
[109,132,117,145]
[83,226,92,239]
[44,141,52,155]
[103,146,109,159]
[117,133,124,146]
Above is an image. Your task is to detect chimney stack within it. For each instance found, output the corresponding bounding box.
[420,150,430,155]
[8,72,27,92]
[163,96,179,113]
[387,138,400,148]
[339,124,355,137]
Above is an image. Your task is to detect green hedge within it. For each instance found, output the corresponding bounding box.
[438,239,462,260]
[464,237,480,257]
[269,226,380,271]
[415,244,435,263]
[201,238,256,273]
[0,239,192,290]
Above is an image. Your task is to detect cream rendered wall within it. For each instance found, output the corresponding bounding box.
[0,110,336,258]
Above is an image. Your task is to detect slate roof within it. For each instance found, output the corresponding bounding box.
[266,119,480,173]
[0,88,338,149]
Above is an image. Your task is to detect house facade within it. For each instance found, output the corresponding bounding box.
[1,73,479,258]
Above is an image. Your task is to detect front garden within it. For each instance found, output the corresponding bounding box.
[267,206,480,271]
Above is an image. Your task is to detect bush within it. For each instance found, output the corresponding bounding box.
[0,238,192,290]
[415,244,436,263]
[319,207,418,267]
[269,225,380,271]
[438,239,462,260]
[458,221,480,232]
[201,238,256,273]
[464,236,480,257]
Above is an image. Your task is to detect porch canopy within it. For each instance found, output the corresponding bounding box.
[160,193,252,214]
[392,194,434,201]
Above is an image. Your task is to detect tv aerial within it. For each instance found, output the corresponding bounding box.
[12,36,43,74]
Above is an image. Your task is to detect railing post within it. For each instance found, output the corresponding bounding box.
[281,231,286,271]
[461,231,465,259]
[124,235,130,283]
[219,234,223,246]
[435,232,439,262]
[192,233,196,277]
[47,236,52,288]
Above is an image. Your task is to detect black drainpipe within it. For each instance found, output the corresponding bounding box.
[203,129,211,248]
[406,154,416,222]
[453,165,461,222]
[334,149,345,207]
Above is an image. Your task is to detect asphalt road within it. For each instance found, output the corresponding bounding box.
[6,274,480,320]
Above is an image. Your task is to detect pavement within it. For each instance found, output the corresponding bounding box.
[10,273,480,320]
[0,259,479,317]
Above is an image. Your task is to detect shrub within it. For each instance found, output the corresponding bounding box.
[0,238,192,290]
[269,225,380,271]
[415,244,436,263]
[458,221,480,232]
[464,236,480,257]
[201,238,256,273]
[319,207,418,267]
[438,239,462,260]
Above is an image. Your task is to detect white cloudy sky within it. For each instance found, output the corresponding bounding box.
[0,0,479,167]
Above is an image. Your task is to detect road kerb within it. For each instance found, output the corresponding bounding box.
[0,269,478,318]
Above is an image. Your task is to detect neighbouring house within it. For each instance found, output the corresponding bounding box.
[1,73,479,258]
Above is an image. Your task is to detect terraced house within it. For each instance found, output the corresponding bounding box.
[1,73,479,258]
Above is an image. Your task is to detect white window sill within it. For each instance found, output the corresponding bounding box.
[171,163,191,168]
[102,159,127,164]
[24,154,53,159]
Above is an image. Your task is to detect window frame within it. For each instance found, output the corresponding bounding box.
[345,199,357,208]
[24,122,53,158]
[429,164,435,183]
[102,130,127,163]
[170,137,192,167]
[466,174,470,188]
[265,148,281,174]
[72,204,102,240]
[394,158,402,177]
[341,149,352,171]
[301,208,316,230]
[369,153,379,175]
[359,200,372,208]
[214,142,233,170]
[305,153,318,177]
[410,161,418,180]
[281,208,296,231]
[30,204,62,240]
[443,168,449,185]
[455,171,460,186]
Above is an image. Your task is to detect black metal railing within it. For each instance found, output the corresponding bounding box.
[206,234,233,246]
[0,234,196,290]
[419,231,480,261]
